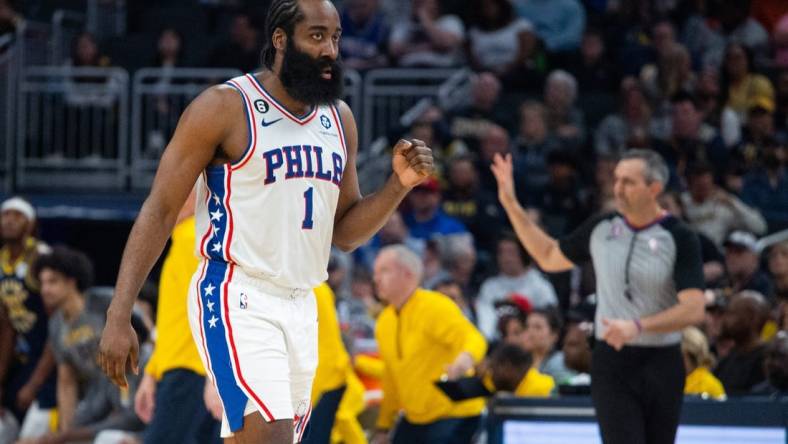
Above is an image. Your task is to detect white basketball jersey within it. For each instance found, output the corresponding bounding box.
[194,74,347,289]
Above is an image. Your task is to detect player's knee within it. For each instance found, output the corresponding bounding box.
[236,416,293,444]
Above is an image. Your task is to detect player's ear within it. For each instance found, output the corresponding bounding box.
[273,28,287,51]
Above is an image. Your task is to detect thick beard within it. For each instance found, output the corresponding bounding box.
[279,39,343,106]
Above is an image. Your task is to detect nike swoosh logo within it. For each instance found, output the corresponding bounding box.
[261,118,283,127]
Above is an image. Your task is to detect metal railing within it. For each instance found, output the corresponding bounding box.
[5,65,465,192]
[130,68,242,189]
[361,68,460,149]
[16,66,129,190]
[0,38,19,193]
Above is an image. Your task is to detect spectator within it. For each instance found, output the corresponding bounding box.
[715,291,769,395]
[543,70,586,149]
[476,234,557,339]
[494,297,530,346]
[153,27,185,68]
[768,240,788,301]
[640,43,696,113]
[560,324,591,386]
[442,155,505,256]
[696,67,742,148]
[476,124,513,192]
[339,0,390,70]
[465,0,540,89]
[513,0,585,53]
[69,31,112,69]
[0,0,22,37]
[722,231,774,299]
[438,235,481,301]
[721,42,775,120]
[751,332,788,395]
[594,77,654,157]
[33,247,145,442]
[513,100,560,193]
[209,12,261,72]
[484,343,554,397]
[528,150,592,237]
[564,28,620,94]
[446,73,513,143]
[372,245,486,444]
[658,192,726,286]
[0,198,55,442]
[402,176,469,241]
[735,97,786,171]
[741,139,788,232]
[388,0,465,68]
[680,163,767,246]
[654,92,728,183]
[524,307,577,385]
[682,326,726,399]
[355,210,424,271]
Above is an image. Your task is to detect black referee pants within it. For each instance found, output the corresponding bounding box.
[591,342,685,444]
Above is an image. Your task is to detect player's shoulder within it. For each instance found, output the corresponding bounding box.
[189,83,244,114]
[332,99,355,123]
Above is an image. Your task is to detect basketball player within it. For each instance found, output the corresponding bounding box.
[97,0,434,443]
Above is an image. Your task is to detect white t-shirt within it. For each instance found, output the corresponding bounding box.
[468,18,533,70]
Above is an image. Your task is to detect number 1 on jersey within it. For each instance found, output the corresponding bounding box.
[302,187,314,229]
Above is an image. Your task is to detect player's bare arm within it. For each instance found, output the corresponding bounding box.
[98,85,243,388]
[490,153,574,272]
[332,100,434,251]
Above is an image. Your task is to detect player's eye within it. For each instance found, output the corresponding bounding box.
[312,33,323,41]
[332,34,340,43]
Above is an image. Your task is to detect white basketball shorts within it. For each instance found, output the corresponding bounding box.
[187,260,318,441]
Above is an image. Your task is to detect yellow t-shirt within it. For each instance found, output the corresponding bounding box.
[685,366,726,400]
[727,74,775,117]
[514,368,555,397]
[144,217,205,380]
[375,289,487,429]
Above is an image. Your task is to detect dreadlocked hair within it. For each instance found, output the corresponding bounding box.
[261,0,304,69]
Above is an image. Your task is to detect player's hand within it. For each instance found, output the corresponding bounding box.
[204,378,223,421]
[601,318,639,351]
[392,139,434,189]
[15,383,36,412]
[134,373,156,424]
[97,319,138,389]
[490,153,518,207]
[445,352,475,381]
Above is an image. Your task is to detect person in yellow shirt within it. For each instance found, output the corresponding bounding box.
[371,245,487,444]
[682,327,725,400]
[722,42,775,119]
[484,344,555,397]
[306,283,366,444]
[133,192,222,444]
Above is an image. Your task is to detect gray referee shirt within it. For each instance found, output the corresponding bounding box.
[559,212,704,346]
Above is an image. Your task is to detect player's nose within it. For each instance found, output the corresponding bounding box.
[320,39,338,60]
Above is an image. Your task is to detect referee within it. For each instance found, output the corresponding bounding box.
[490,149,705,444]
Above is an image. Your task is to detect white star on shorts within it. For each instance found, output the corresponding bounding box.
[211,242,222,252]
[204,283,215,296]
[210,209,224,221]
[208,315,219,328]
[206,300,215,312]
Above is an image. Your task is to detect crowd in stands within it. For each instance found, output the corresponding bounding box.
[2,0,788,442]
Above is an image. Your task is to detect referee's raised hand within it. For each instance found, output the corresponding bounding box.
[490,153,518,207]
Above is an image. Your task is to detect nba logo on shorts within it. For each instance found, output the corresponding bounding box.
[240,293,248,309]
